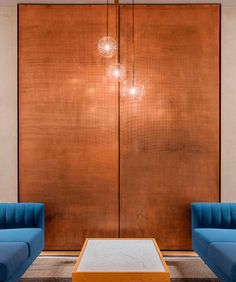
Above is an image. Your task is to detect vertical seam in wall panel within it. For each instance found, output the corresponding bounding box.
[118,3,121,238]
[17,4,20,203]
[219,4,222,203]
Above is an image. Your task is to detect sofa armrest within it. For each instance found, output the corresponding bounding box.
[0,203,44,229]
[192,202,236,230]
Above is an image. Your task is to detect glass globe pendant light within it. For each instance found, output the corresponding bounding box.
[98,36,117,58]
[97,0,117,58]
[121,0,144,100]
[122,79,144,100]
[107,63,126,82]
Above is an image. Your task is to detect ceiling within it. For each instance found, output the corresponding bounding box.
[0,0,236,5]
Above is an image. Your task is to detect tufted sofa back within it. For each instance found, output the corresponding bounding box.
[0,203,44,229]
[192,203,236,229]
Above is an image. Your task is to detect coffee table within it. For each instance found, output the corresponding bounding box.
[72,238,170,282]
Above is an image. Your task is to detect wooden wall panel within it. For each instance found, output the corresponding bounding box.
[120,5,220,249]
[19,5,119,250]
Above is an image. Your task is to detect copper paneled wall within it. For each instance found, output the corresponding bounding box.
[120,5,220,249]
[19,5,119,250]
[19,4,220,250]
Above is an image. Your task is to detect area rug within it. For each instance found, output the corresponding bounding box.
[21,256,218,281]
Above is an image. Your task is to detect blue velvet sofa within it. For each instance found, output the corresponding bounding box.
[0,203,44,282]
[192,202,236,282]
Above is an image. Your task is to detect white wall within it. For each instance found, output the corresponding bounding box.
[0,6,17,202]
[221,6,236,201]
[0,3,236,202]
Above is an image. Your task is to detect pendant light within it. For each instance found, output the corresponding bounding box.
[107,1,126,82]
[98,0,117,58]
[107,63,126,81]
[121,0,144,100]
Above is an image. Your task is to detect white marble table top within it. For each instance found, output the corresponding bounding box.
[76,239,166,272]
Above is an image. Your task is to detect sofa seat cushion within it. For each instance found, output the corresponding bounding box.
[208,242,236,280]
[0,242,29,281]
[192,228,236,257]
[0,228,44,257]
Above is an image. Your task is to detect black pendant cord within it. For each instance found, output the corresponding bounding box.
[116,1,118,46]
[106,0,109,37]
[132,0,135,86]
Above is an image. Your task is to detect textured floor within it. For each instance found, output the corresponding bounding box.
[21,256,218,281]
